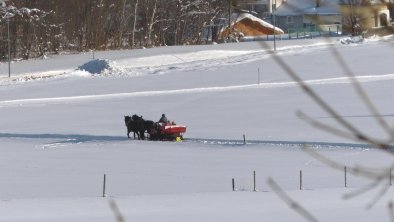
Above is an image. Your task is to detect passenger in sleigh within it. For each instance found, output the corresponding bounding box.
[158,114,170,127]
[158,114,176,126]
[159,114,168,124]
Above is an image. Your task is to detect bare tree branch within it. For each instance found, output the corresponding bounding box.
[109,199,126,222]
[297,111,362,142]
[328,43,394,140]
[267,178,319,222]
[366,183,391,209]
[260,40,392,151]
[388,201,394,222]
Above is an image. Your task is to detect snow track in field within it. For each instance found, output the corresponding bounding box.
[184,138,383,150]
[0,132,381,150]
[0,41,337,82]
[0,73,393,107]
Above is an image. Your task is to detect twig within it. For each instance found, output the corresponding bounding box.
[259,38,393,151]
[297,111,361,142]
[303,146,384,179]
[109,199,126,222]
[343,179,382,200]
[259,1,394,216]
[388,201,394,222]
[304,146,393,206]
[267,178,319,222]
[328,44,394,141]
[366,183,391,210]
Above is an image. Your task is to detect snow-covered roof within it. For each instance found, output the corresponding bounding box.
[274,0,340,16]
[232,13,284,33]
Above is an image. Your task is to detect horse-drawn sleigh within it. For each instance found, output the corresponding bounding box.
[124,115,186,141]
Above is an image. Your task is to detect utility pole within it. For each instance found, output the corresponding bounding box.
[2,0,11,78]
[228,0,232,42]
[273,0,277,51]
[7,15,10,78]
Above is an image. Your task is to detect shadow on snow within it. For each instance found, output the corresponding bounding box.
[0,133,392,150]
[0,132,128,145]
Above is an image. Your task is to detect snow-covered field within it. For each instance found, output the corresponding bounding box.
[0,36,393,222]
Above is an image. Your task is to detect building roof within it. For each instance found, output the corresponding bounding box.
[274,0,340,16]
[232,13,283,32]
[219,13,284,38]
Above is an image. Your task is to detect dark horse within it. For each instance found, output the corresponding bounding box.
[124,115,155,140]
[131,115,146,140]
[125,115,144,140]
[144,120,155,134]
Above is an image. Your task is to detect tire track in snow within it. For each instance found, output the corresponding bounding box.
[184,138,385,150]
[0,131,389,150]
[1,73,394,107]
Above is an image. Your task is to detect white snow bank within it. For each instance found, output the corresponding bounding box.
[339,34,394,45]
[339,35,364,44]
[365,34,394,42]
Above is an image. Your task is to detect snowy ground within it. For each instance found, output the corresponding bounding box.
[0,36,393,222]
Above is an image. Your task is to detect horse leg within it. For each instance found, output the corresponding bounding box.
[136,131,141,140]
[140,130,145,140]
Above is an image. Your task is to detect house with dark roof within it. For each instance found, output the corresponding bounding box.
[273,0,342,35]
[236,0,286,19]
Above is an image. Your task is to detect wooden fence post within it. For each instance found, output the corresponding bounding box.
[344,166,347,188]
[243,134,246,145]
[103,174,107,197]
[253,171,256,192]
[232,178,235,191]
[300,170,303,190]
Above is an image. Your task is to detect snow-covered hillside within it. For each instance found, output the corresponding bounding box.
[0,36,393,222]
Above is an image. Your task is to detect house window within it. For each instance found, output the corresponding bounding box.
[287,16,293,24]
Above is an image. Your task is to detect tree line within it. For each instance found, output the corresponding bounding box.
[0,0,231,60]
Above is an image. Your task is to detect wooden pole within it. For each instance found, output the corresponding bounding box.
[344,166,347,188]
[300,170,303,190]
[7,16,11,78]
[228,0,231,42]
[243,134,246,145]
[232,178,235,191]
[103,174,107,197]
[253,171,256,192]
